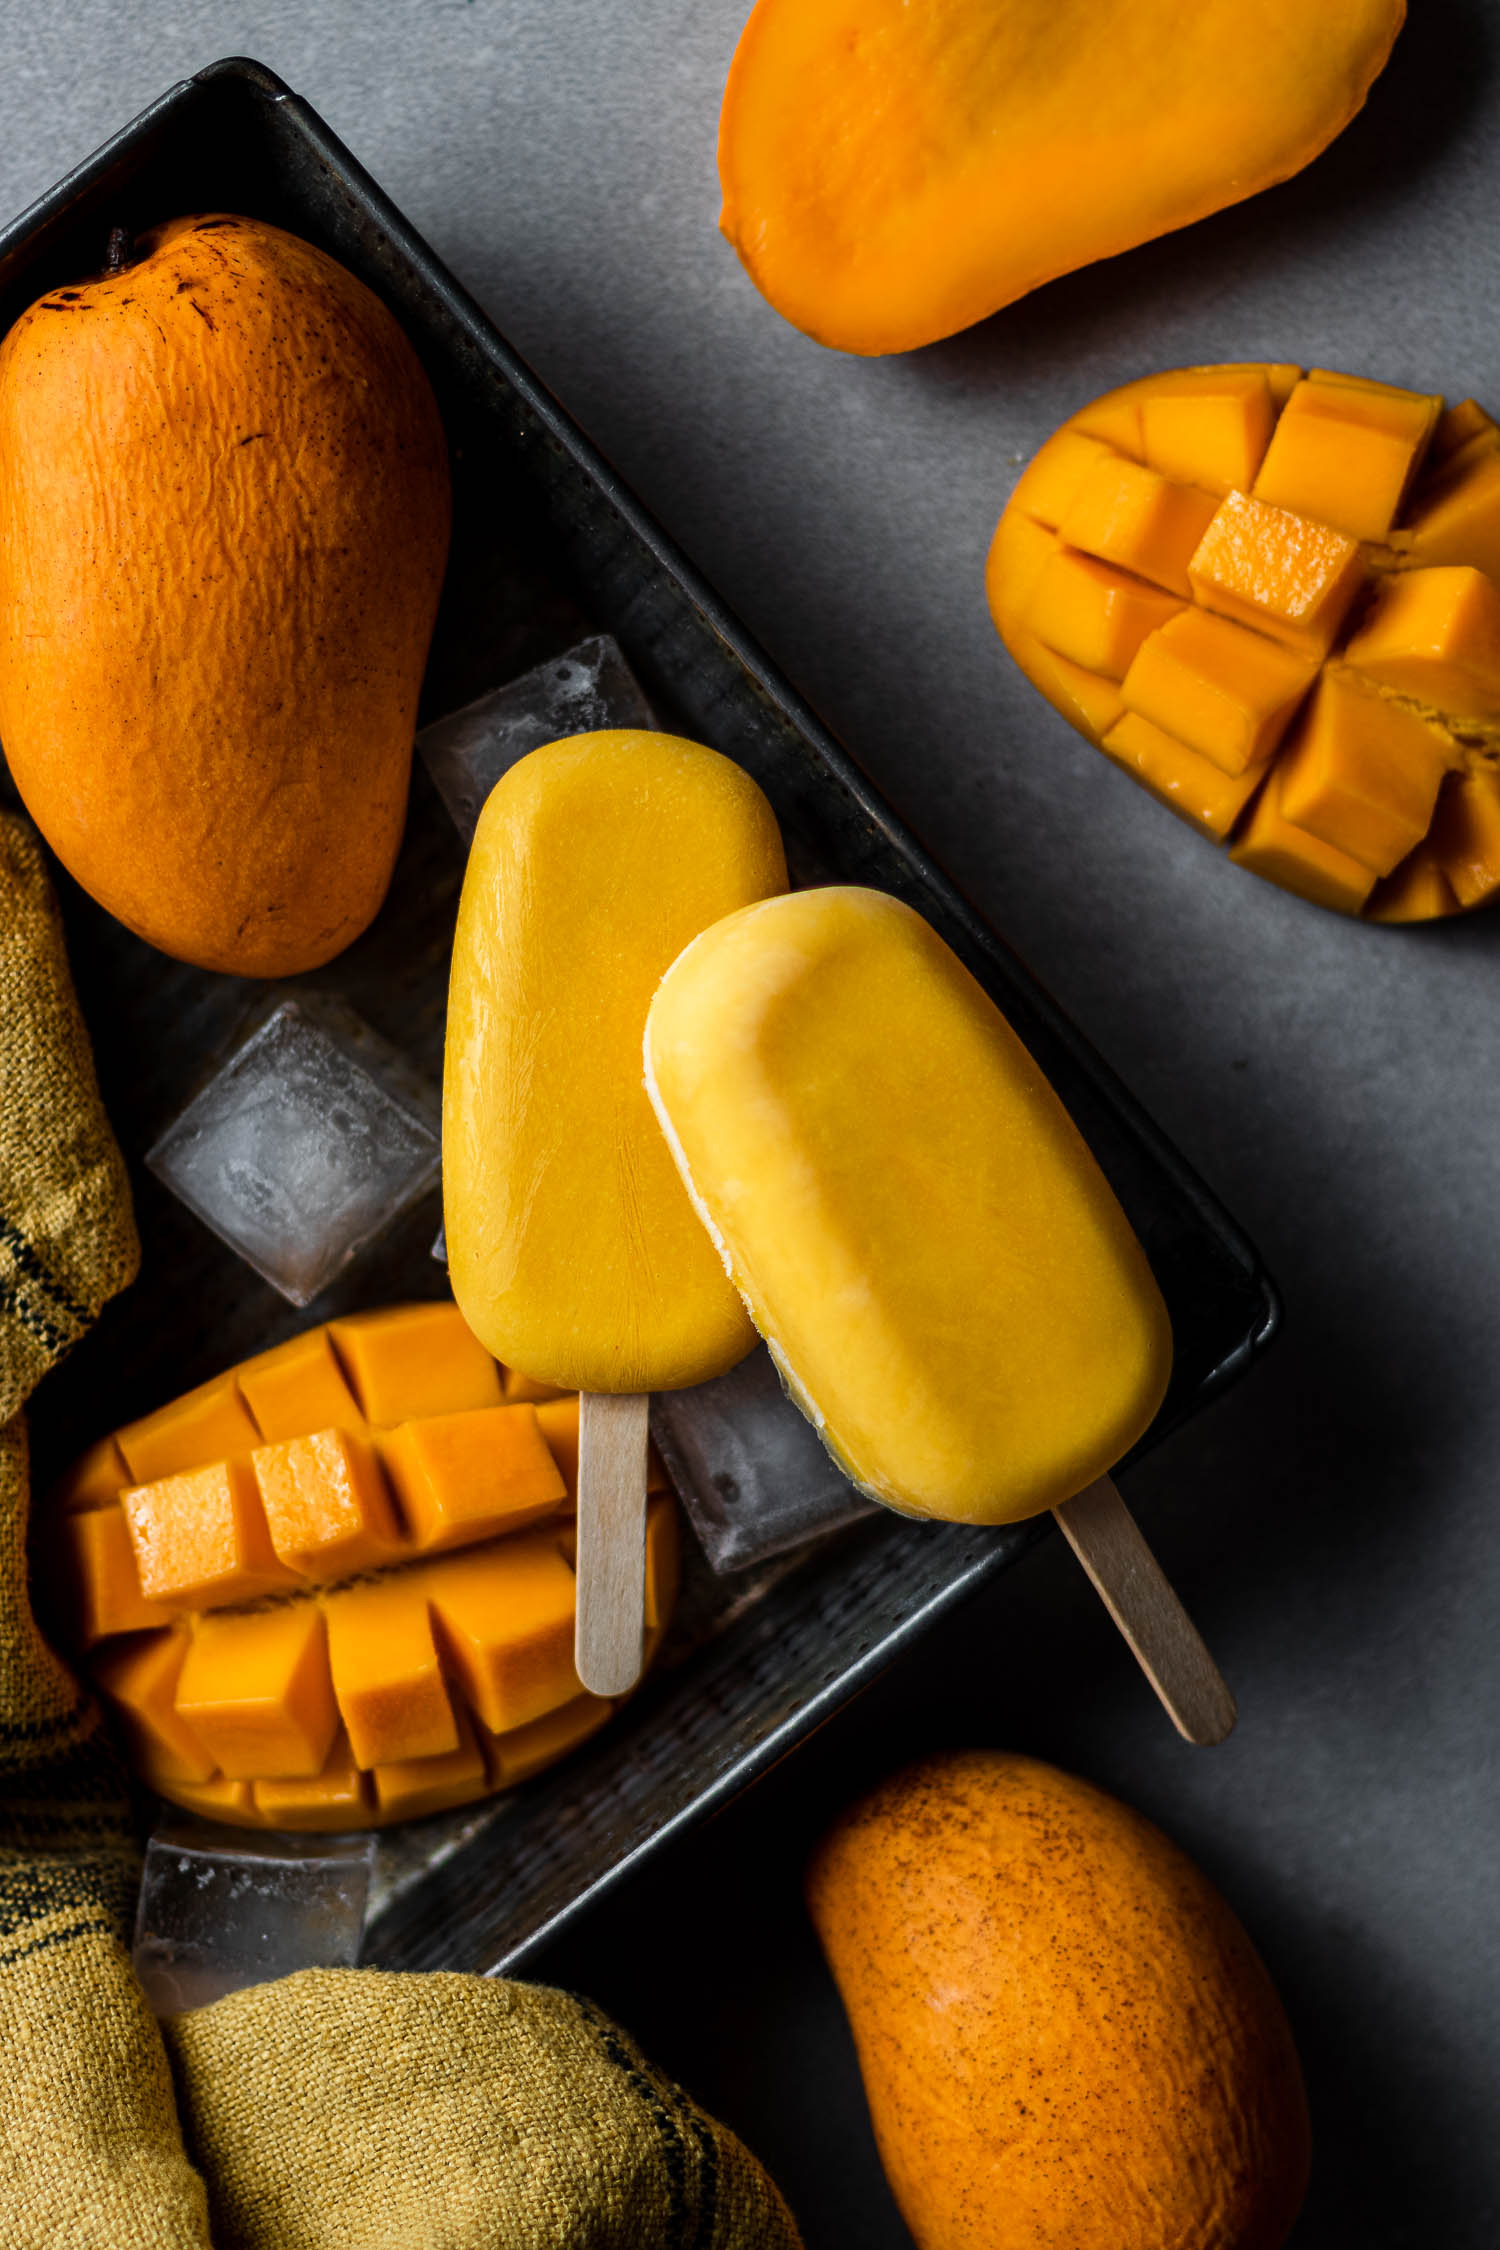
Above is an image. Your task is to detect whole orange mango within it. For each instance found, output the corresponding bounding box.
[807,1751,1310,2250]
[0,215,451,975]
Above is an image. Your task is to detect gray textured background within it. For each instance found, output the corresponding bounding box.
[9,4,1500,2243]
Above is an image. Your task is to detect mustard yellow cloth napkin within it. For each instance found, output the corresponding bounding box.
[0,810,802,2250]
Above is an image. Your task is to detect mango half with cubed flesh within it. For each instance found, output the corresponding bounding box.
[45,1303,678,1830]
[988,365,1500,921]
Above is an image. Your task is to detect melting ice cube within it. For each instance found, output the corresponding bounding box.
[147,996,441,1307]
[132,1812,374,2016]
[417,633,655,843]
[650,1346,878,1575]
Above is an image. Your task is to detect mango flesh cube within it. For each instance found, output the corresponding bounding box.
[1367,849,1459,924]
[117,1375,261,1485]
[1342,567,1500,718]
[1026,547,1182,680]
[174,1604,339,1780]
[1139,368,1278,497]
[1230,766,1376,915]
[93,1628,215,1783]
[253,1735,371,1831]
[378,1404,566,1553]
[329,1302,503,1426]
[1057,457,1218,597]
[53,1304,682,1828]
[1100,713,1265,842]
[53,1434,130,1515]
[1277,672,1452,876]
[486,1692,615,1788]
[1011,635,1125,745]
[252,1427,399,1581]
[372,1705,487,1821]
[1427,770,1500,908]
[643,1493,679,1633]
[1406,442,1500,582]
[323,1575,458,1768]
[237,1329,364,1443]
[426,1529,581,1733]
[988,362,1500,922]
[62,1505,174,1645]
[163,1774,256,1821]
[1120,608,1318,776]
[645,888,1172,1527]
[501,1366,570,1405]
[1252,375,1440,540]
[531,1395,668,1507]
[123,1458,292,1609]
[1008,429,1116,529]
[1189,491,1364,659]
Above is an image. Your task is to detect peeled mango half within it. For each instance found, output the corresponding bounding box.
[719,0,1405,355]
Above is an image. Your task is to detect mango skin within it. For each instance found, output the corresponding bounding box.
[719,0,1404,356]
[0,214,451,975]
[808,1751,1311,2250]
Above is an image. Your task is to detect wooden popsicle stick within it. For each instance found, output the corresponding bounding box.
[1052,1475,1237,1746]
[575,1391,650,1696]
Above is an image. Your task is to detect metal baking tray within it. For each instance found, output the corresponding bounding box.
[1,57,1278,1973]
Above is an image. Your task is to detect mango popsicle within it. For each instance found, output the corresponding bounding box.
[444,729,788,1691]
[645,887,1232,1740]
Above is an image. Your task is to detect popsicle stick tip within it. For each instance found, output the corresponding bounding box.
[1053,1476,1237,1749]
[574,1391,651,1698]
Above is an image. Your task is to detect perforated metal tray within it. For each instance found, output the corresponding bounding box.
[0,58,1278,1973]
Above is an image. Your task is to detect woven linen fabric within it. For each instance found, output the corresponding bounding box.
[0,810,803,2250]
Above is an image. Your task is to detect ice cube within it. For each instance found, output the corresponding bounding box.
[418,633,656,842]
[650,1346,878,1574]
[132,1812,374,2016]
[147,996,441,1307]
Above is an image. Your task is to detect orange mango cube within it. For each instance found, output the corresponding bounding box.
[328,1301,503,1425]
[1427,770,1500,908]
[379,1404,566,1552]
[1342,567,1500,718]
[1230,765,1376,916]
[1120,609,1318,777]
[236,1328,364,1443]
[1056,456,1218,597]
[1100,713,1265,842]
[93,1628,215,1784]
[426,1529,580,1735]
[252,1426,399,1580]
[253,1736,371,1831]
[61,1504,174,1644]
[323,1574,458,1769]
[1188,491,1364,660]
[1026,548,1182,680]
[1136,367,1279,496]
[117,1374,260,1485]
[485,1693,615,1788]
[52,1433,130,1515]
[175,1604,339,1780]
[1277,672,1452,876]
[1251,373,1440,540]
[123,1458,293,1609]
[1008,429,1117,530]
[372,1705,488,1821]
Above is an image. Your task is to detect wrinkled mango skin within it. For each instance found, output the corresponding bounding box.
[989,364,1500,921]
[720,0,1403,355]
[0,214,451,975]
[808,1751,1312,2250]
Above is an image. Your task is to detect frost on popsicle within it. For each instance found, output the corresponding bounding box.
[147,996,441,1307]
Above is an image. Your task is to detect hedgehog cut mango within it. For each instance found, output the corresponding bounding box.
[48,1303,678,1830]
[988,365,1500,921]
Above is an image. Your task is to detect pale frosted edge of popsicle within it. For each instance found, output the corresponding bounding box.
[575,1391,650,1696]
[1054,1477,1237,1746]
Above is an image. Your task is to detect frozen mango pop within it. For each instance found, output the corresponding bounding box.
[644,885,1170,1524]
[444,729,788,1691]
[647,887,1233,1743]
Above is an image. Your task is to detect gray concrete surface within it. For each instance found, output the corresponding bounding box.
[6,4,1499,2241]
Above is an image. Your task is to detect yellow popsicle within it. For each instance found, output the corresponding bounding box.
[443,730,788,1392]
[644,886,1172,1526]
